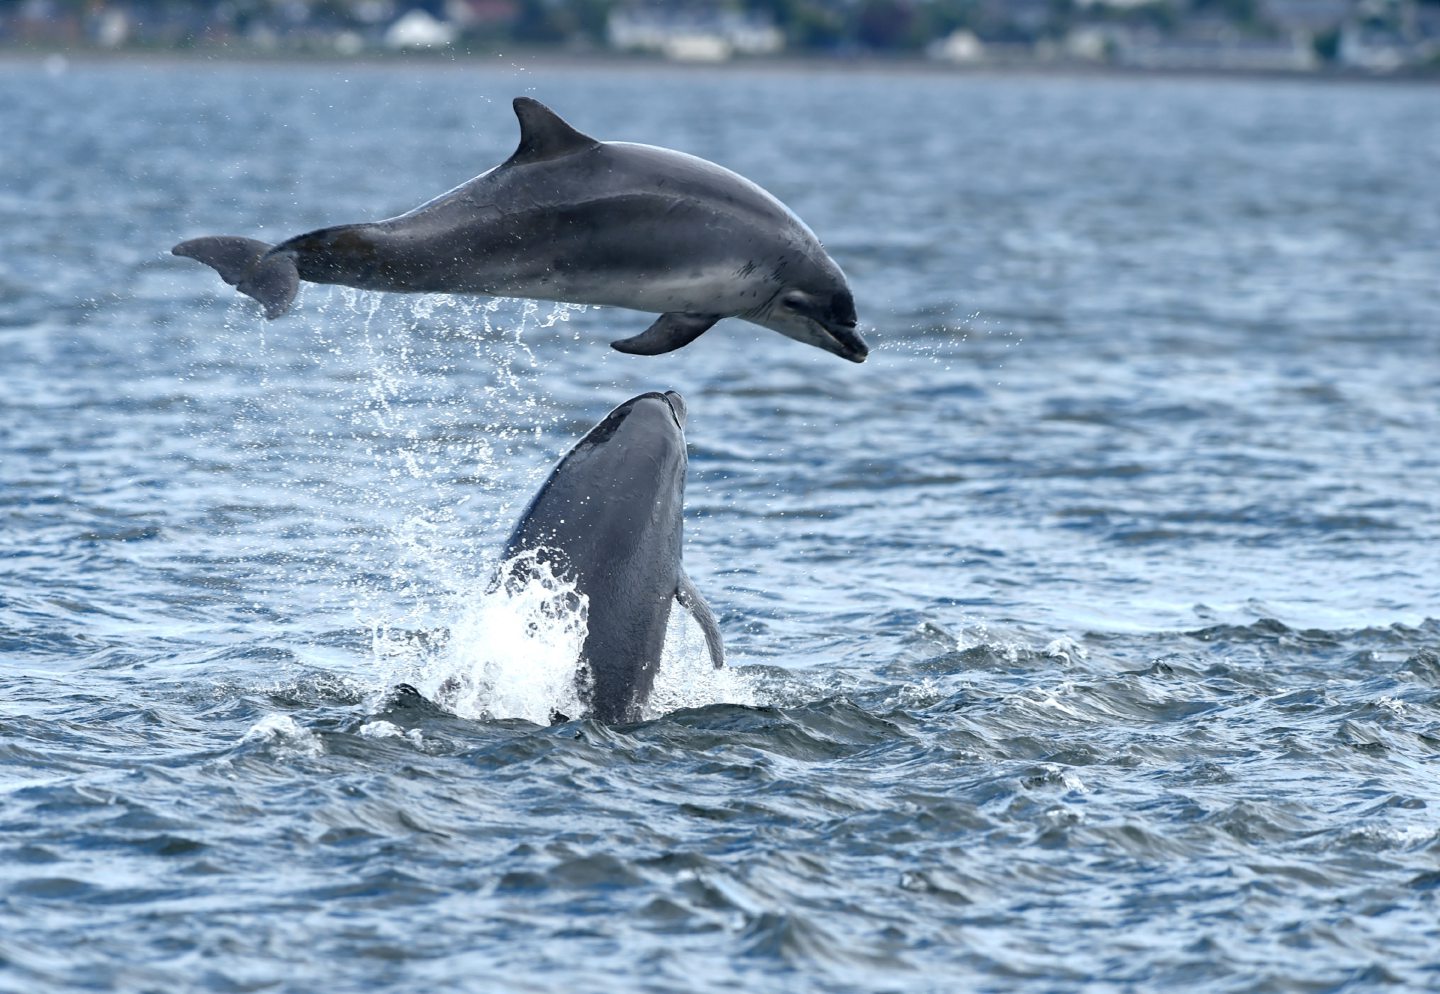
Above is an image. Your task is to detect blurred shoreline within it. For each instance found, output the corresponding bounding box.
[5,46,1437,85]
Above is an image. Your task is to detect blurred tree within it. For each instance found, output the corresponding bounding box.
[741,0,848,49]
[1312,25,1341,62]
[1190,0,1259,26]
[513,0,610,44]
[855,0,921,49]
[512,0,564,43]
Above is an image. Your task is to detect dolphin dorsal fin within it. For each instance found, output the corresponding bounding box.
[508,97,598,165]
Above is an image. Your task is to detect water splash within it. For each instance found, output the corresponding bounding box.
[647,603,758,718]
[239,714,322,756]
[210,289,749,721]
[372,550,756,724]
[300,291,578,631]
[372,552,590,725]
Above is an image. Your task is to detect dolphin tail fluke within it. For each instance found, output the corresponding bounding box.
[611,313,720,356]
[237,253,300,320]
[677,572,725,669]
[172,236,299,319]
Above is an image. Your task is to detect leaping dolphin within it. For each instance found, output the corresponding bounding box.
[173,98,867,363]
[498,390,724,723]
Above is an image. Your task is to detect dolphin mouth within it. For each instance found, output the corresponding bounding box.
[662,391,687,430]
[825,323,870,364]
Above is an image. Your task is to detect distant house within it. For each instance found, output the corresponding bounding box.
[385,9,458,48]
[928,30,984,63]
[1337,23,1407,70]
[1118,34,1319,71]
[445,0,520,32]
[1260,0,1355,33]
[607,7,783,61]
[976,0,1052,34]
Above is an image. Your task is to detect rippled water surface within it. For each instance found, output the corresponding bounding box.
[3,60,1439,992]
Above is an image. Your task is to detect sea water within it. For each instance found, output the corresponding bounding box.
[2,61,1438,992]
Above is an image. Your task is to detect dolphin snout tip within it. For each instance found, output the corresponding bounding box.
[662,390,687,428]
[832,326,869,363]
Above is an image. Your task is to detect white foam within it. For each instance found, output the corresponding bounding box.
[646,599,757,718]
[371,552,752,724]
[1043,636,1088,665]
[358,720,426,746]
[372,553,588,725]
[241,714,322,756]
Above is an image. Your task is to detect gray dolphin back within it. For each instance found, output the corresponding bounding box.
[501,391,724,722]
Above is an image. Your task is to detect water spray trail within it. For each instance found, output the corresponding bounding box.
[213,289,748,718]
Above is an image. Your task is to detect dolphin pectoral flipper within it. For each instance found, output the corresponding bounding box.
[676,572,725,669]
[610,314,721,356]
[173,236,300,319]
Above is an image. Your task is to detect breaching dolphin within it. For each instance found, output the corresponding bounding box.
[499,390,724,723]
[173,97,867,363]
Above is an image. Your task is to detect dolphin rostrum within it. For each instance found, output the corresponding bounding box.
[174,98,867,363]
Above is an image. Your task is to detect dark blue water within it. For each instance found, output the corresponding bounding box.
[3,59,1439,992]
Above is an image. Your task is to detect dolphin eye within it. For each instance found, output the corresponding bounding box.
[781,291,810,312]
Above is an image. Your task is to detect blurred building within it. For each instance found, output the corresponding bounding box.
[1,0,1437,70]
[607,7,784,61]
